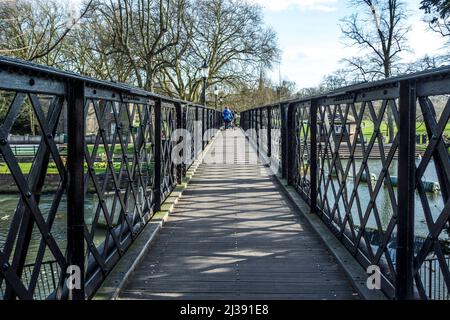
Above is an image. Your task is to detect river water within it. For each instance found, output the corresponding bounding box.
[0,194,97,264]
[0,158,448,264]
[318,158,447,241]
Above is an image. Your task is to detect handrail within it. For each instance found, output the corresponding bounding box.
[246,64,450,110]
[0,56,214,109]
[0,56,222,300]
[241,65,450,300]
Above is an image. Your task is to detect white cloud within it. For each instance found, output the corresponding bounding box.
[270,43,359,89]
[404,9,448,61]
[250,0,338,12]
[264,1,449,89]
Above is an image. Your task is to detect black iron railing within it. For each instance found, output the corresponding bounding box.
[0,56,221,300]
[242,66,450,300]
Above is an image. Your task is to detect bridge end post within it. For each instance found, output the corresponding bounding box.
[175,102,183,184]
[396,80,417,300]
[66,80,86,300]
[201,108,205,150]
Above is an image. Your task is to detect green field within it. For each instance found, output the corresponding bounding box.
[0,161,154,175]
[360,121,450,140]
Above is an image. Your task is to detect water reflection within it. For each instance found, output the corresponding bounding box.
[319,159,448,239]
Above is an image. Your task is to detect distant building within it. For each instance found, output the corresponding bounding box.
[319,113,357,147]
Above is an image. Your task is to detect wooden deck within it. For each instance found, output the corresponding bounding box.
[119,129,359,300]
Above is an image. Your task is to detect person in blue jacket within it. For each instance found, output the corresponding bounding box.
[222,106,234,129]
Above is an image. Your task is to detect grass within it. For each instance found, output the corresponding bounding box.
[0,161,155,175]
[360,121,450,141]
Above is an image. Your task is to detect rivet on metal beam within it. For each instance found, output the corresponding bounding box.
[2,262,9,272]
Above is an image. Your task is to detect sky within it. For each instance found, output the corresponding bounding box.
[250,0,449,89]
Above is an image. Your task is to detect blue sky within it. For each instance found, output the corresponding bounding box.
[251,0,449,89]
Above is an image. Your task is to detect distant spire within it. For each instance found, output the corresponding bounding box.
[258,68,264,92]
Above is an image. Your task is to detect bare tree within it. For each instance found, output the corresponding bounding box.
[226,74,295,112]
[340,0,410,142]
[0,0,93,64]
[421,0,450,38]
[159,0,280,102]
[89,0,187,91]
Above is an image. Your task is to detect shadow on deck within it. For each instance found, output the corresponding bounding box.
[116,129,360,300]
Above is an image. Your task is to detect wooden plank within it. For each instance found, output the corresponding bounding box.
[119,130,359,300]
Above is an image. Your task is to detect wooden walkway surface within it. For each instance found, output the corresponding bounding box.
[119,129,359,300]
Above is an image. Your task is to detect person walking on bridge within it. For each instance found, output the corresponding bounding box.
[222,106,234,129]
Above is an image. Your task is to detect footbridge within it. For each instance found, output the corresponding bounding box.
[0,57,449,300]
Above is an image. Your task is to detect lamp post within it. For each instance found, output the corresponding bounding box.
[214,86,219,110]
[219,96,223,112]
[200,60,209,106]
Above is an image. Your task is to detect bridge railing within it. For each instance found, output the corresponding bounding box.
[241,66,450,300]
[0,56,221,300]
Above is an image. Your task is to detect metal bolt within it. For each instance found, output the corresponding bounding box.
[29,78,35,86]
[2,262,9,272]
[93,89,97,95]
[47,134,53,139]
[0,138,7,145]
[26,191,32,198]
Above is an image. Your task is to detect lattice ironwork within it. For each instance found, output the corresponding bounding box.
[242,66,450,300]
[316,98,400,296]
[185,105,197,168]
[0,89,67,300]
[82,92,158,295]
[259,108,269,155]
[292,103,312,200]
[270,106,282,168]
[413,94,450,300]
[160,102,177,200]
[0,57,220,300]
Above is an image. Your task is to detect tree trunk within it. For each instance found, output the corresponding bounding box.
[384,62,395,143]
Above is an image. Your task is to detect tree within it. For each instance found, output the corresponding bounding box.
[88,0,187,91]
[225,73,295,112]
[340,0,410,142]
[421,0,450,38]
[0,0,93,64]
[159,0,280,102]
[0,0,93,135]
[320,68,357,90]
